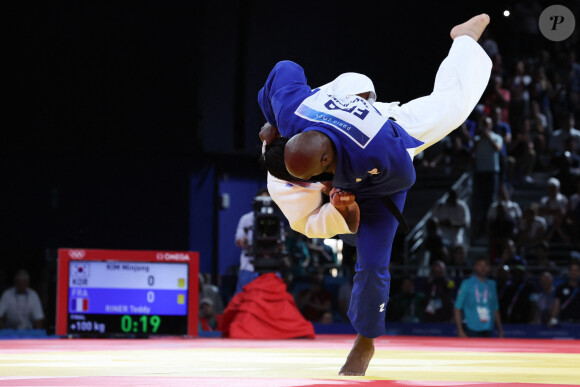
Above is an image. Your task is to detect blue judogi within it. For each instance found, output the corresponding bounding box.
[259,61,424,338]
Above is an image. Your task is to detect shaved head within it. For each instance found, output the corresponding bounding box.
[284,131,336,180]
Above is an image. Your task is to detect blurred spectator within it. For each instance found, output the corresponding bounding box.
[199,273,224,315]
[487,184,522,231]
[510,60,532,123]
[533,272,555,325]
[550,72,569,121]
[569,179,580,248]
[0,270,44,330]
[388,277,425,323]
[566,51,580,112]
[340,243,357,279]
[530,89,550,137]
[234,188,270,293]
[497,239,527,268]
[571,177,580,212]
[549,259,580,326]
[490,106,513,182]
[199,297,222,332]
[499,265,536,324]
[545,208,576,245]
[550,114,580,153]
[282,271,295,294]
[295,272,333,324]
[432,189,470,270]
[538,177,569,229]
[525,241,558,273]
[485,80,511,124]
[530,68,552,150]
[480,30,499,59]
[285,231,312,280]
[551,137,580,196]
[487,204,518,261]
[423,261,455,323]
[454,257,503,337]
[491,54,509,82]
[518,205,547,250]
[447,121,474,167]
[508,117,536,184]
[472,115,503,233]
[424,217,450,266]
[307,238,337,271]
[417,138,450,170]
[494,264,511,297]
[337,275,353,323]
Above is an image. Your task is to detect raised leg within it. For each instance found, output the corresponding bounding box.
[450,14,490,41]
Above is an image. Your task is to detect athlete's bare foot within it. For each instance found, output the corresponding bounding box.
[450,14,490,41]
[339,334,375,376]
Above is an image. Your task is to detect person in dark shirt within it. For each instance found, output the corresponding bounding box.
[425,217,450,265]
[549,259,580,325]
[387,277,425,323]
[499,265,537,323]
[423,261,455,322]
[488,204,517,261]
[295,272,333,324]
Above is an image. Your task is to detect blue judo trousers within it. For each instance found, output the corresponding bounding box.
[259,61,422,338]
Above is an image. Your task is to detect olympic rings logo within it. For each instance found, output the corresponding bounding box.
[68,250,86,259]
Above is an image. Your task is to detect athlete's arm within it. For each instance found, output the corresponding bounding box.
[267,173,355,238]
[329,188,360,234]
[259,122,280,146]
[257,60,310,129]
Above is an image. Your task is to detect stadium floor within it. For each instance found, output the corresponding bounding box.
[0,335,578,386]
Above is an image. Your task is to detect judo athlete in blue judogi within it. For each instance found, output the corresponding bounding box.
[258,15,492,375]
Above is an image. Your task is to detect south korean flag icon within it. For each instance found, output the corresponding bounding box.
[71,262,90,278]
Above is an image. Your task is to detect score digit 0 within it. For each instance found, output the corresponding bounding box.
[148,275,154,286]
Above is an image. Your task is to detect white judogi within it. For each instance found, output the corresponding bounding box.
[268,36,492,238]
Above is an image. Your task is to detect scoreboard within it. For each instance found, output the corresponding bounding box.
[56,249,199,337]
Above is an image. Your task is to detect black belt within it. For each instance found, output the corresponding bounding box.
[379,196,410,234]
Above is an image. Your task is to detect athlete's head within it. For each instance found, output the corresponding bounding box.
[260,137,294,181]
[284,131,336,180]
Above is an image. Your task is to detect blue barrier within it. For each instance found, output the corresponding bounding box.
[0,329,48,339]
[313,322,580,339]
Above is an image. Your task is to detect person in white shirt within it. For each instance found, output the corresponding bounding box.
[539,177,569,228]
[487,184,522,232]
[518,206,547,250]
[0,270,44,330]
[550,114,580,153]
[234,189,270,293]
[432,189,471,268]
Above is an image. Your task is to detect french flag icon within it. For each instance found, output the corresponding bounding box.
[71,298,89,312]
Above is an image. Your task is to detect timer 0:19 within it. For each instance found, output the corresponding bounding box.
[120,315,161,333]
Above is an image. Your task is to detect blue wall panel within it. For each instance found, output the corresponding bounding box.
[189,166,215,274]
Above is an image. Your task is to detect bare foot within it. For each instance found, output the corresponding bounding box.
[450,14,490,41]
[339,334,375,376]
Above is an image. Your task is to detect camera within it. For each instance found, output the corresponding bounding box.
[247,195,288,272]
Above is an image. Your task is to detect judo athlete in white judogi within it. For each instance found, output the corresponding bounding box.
[258,15,492,375]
